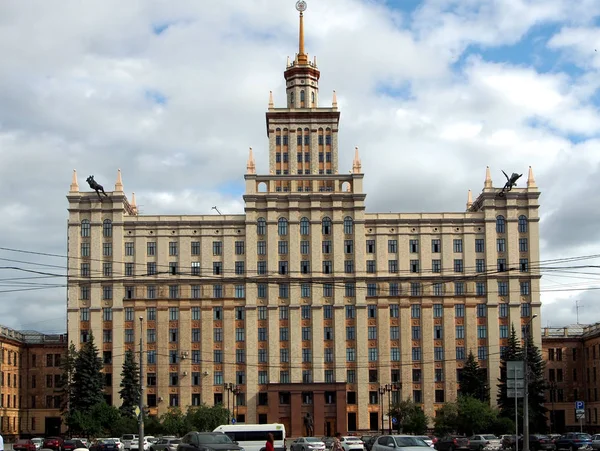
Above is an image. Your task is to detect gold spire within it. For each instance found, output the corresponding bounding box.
[247,147,256,174]
[332,90,338,109]
[115,168,124,192]
[69,169,79,193]
[466,189,473,210]
[268,91,274,109]
[527,166,537,188]
[297,2,308,65]
[484,166,492,189]
[352,146,362,173]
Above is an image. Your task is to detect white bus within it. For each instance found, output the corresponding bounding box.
[213,423,286,451]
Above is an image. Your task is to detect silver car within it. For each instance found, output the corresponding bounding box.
[291,438,326,451]
[372,436,431,451]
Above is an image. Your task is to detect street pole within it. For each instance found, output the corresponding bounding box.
[387,385,392,434]
[514,368,518,451]
[523,314,537,451]
[549,383,556,434]
[138,317,145,451]
[378,387,385,435]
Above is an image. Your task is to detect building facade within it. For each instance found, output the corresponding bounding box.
[65,5,542,436]
[542,324,600,434]
[0,325,67,439]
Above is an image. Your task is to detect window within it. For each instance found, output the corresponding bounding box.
[300,217,310,235]
[410,260,420,273]
[409,239,419,253]
[125,242,134,256]
[520,258,529,272]
[431,239,441,253]
[344,216,353,234]
[476,282,486,296]
[455,304,465,317]
[191,241,200,255]
[257,217,266,235]
[147,241,156,256]
[411,304,421,318]
[366,240,375,253]
[81,219,90,237]
[432,259,441,273]
[518,215,528,233]
[478,346,488,360]
[169,241,178,256]
[497,238,506,252]
[499,303,508,317]
[103,219,112,237]
[454,259,463,272]
[496,215,506,233]
[519,237,528,252]
[476,259,485,273]
[388,240,397,253]
[455,325,464,339]
[476,304,487,317]
[213,241,222,255]
[412,347,421,361]
[235,241,245,255]
[389,283,399,297]
[433,283,443,296]
[497,258,507,272]
[521,282,530,295]
[433,304,443,317]
[345,240,354,254]
[475,238,485,252]
[434,325,443,339]
[453,239,463,252]
[477,325,487,339]
[278,240,288,254]
[521,303,531,317]
[498,281,508,296]
[411,283,421,296]
[388,260,398,273]
[322,217,332,235]
[367,260,376,273]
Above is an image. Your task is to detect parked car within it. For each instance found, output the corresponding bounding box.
[362,437,379,451]
[372,435,431,451]
[554,433,592,451]
[178,432,244,451]
[31,439,44,450]
[500,436,517,450]
[322,438,335,450]
[435,437,470,451]
[91,440,121,451]
[64,440,88,451]
[591,435,600,450]
[44,437,66,451]
[121,435,139,451]
[291,438,326,451]
[516,435,555,451]
[131,439,150,451]
[14,440,37,451]
[468,436,501,451]
[415,437,434,448]
[149,438,181,451]
[340,437,365,451]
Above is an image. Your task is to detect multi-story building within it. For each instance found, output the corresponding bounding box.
[0,325,67,439]
[542,323,600,434]
[65,4,542,436]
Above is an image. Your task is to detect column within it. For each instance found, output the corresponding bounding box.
[356,305,369,430]
[246,307,258,423]
[421,306,435,420]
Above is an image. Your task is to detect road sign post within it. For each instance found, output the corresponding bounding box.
[575,401,585,431]
[508,361,525,451]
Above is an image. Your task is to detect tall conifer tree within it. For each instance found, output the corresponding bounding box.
[119,349,141,417]
[72,333,105,413]
[459,350,489,402]
[497,325,522,417]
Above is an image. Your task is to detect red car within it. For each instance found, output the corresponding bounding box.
[14,440,37,451]
[63,440,87,451]
[43,437,65,451]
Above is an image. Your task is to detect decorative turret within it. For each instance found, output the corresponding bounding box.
[115,169,124,192]
[268,91,274,110]
[466,189,473,210]
[246,147,256,174]
[332,90,338,109]
[352,146,362,174]
[484,166,493,189]
[130,192,138,214]
[527,166,537,188]
[69,169,79,193]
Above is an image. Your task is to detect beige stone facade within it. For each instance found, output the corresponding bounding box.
[0,325,67,439]
[65,8,542,436]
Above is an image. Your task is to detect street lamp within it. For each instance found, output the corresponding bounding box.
[378,387,386,435]
[548,381,557,434]
[523,314,538,451]
[224,383,235,423]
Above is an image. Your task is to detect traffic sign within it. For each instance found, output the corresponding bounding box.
[231,418,236,424]
[392,417,397,425]
[507,389,524,398]
[576,412,585,421]
[576,401,585,410]
[135,406,141,419]
[507,380,525,389]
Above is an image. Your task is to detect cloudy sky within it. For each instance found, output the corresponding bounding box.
[1,0,600,333]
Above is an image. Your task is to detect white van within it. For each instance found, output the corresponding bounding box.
[213,424,286,451]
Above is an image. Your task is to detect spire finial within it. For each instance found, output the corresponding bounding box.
[484,166,492,189]
[466,189,473,210]
[247,147,256,174]
[296,1,308,65]
[332,90,338,109]
[131,192,138,214]
[115,169,124,192]
[527,166,537,188]
[268,91,274,109]
[70,169,79,193]
[352,146,362,174]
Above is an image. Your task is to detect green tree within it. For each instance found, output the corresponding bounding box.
[459,351,489,403]
[160,407,190,437]
[497,325,522,418]
[434,397,514,437]
[186,404,230,432]
[57,342,78,415]
[523,326,548,433]
[72,334,105,413]
[433,402,459,436]
[389,399,429,435]
[119,350,141,417]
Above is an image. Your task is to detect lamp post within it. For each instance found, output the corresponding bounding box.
[138,317,145,451]
[523,314,538,451]
[378,387,386,434]
[233,385,241,423]
[548,381,557,434]
[224,383,234,423]
[389,383,401,434]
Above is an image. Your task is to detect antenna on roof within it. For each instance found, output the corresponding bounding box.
[576,300,581,324]
[212,206,222,215]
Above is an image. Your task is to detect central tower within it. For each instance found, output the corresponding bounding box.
[264,0,341,192]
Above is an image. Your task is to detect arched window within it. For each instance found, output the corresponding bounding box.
[290,92,294,105]
[81,219,90,238]
[343,216,353,235]
[278,218,288,236]
[300,217,310,235]
[322,217,332,235]
[103,219,112,238]
[518,215,528,233]
[257,217,266,235]
[496,215,506,234]
[300,90,305,102]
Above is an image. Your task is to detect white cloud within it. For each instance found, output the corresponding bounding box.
[2,0,600,330]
